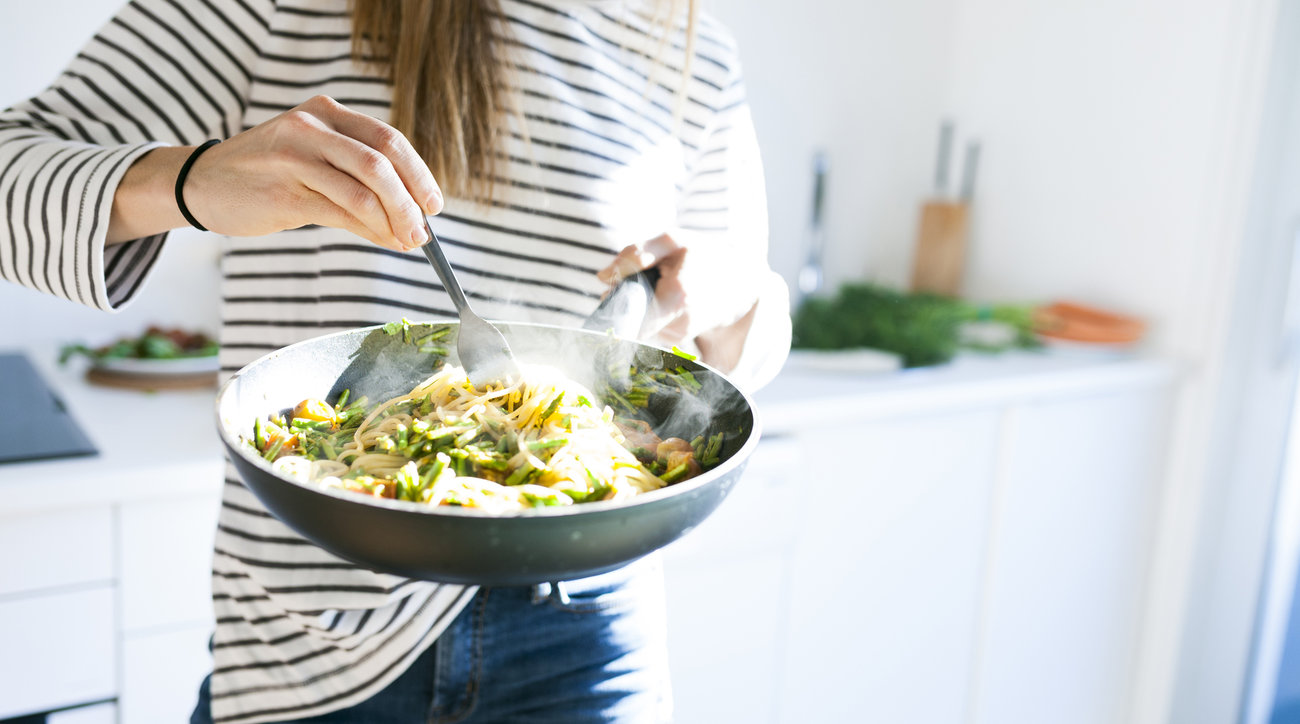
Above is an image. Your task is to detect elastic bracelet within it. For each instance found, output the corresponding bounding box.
[175,139,221,232]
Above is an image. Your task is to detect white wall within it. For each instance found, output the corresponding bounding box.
[0,0,221,350]
[943,0,1255,351]
[706,0,959,295]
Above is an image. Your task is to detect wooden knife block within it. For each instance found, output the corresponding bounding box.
[910,200,969,297]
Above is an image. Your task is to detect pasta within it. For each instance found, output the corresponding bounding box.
[249,362,724,514]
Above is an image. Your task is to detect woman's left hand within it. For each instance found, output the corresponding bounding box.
[597,232,762,354]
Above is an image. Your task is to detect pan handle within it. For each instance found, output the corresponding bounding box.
[583,267,662,338]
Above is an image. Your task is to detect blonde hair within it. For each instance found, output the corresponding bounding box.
[351,0,698,203]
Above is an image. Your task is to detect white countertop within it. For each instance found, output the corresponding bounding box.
[0,346,224,516]
[757,348,1179,436]
[0,344,1178,516]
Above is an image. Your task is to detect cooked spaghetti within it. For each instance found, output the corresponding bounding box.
[249,362,724,513]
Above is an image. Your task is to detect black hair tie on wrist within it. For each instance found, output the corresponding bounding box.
[175,139,221,232]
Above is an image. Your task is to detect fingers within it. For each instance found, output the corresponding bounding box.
[640,253,690,342]
[309,96,444,215]
[597,234,683,284]
[297,157,413,248]
[287,96,435,251]
[299,168,410,252]
[604,230,761,348]
[313,134,429,250]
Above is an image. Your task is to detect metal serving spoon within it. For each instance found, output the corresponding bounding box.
[420,217,520,388]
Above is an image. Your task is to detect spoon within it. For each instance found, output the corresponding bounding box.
[419,217,520,388]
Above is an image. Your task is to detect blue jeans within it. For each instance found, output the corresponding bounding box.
[190,558,670,723]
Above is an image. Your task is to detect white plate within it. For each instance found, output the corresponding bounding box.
[92,355,219,376]
[783,348,903,374]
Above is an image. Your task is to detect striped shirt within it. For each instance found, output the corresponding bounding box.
[0,0,788,721]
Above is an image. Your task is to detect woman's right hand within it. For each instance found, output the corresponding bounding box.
[108,95,440,251]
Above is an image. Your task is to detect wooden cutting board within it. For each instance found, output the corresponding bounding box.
[910,199,970,297]
[85,367,218,390]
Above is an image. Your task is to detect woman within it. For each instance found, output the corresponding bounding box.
[0,0,790,721]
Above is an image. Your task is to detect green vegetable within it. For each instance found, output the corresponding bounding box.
[522,489,574,507]
[538,394,564,423]
[660,462,691,484]
[59,328,218,365]
[528,437,569,452]
[793,284,964,367]
[793,282,1040,367]
[263,437,284,461]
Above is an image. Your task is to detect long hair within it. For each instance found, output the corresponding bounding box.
[351,0,698,204]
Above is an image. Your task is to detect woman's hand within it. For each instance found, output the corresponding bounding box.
[109,95,440,251]
[598,231,763,369]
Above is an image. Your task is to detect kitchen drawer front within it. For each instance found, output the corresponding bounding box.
[0,586,116,719]
[0,506,113,596]
[121,624,212,724]
[49,702,118,724]
[120,494,220,632]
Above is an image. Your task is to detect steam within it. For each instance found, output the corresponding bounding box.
[489,322,749,454]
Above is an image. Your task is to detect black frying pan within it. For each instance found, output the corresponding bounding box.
[215,314,759,586]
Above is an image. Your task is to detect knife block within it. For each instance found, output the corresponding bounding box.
[909,200,969,297]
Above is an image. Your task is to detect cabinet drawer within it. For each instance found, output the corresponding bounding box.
[120,495,219,631]
[0,586,116,719]
[49,702,118,724]
[0,506,113,596]
[121,624,212,724]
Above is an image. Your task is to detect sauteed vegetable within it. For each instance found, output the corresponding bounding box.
[248,329,725,513]
[60,326,218,364]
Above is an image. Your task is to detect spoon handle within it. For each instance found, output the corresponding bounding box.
[420,218,471,314]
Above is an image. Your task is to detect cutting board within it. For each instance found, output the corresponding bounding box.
[910,199,970,297]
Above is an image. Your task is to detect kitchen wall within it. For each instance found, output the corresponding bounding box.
[941,0,1260,354]
[705,0,959,296]
[0,0,221,348]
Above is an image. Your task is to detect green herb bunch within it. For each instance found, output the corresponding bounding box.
[792,282,1038,368]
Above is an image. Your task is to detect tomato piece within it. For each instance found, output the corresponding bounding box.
[292,399,337,425]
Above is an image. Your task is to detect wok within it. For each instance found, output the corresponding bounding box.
[215,320,760,586]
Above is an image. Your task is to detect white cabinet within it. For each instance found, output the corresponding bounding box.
[0,506,114,596]
[118,494,220,724]
[0,505,118,720]
[119,495,220,632]
[778,408,1001,724]
[0,494,219,721]
[970,386,1172,724]
[0,586,116,719]
[0,353,1174,723]
[663,437,800,723]
[662,357,1176,724]
[48,702,118,724]
[121,624,214,724]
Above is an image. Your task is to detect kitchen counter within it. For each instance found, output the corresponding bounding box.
[760,347,1176,435]
[0,345,223,516]
[0,341,1181,723]
[0,343,1176,515]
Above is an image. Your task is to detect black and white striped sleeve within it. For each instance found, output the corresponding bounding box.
[0,0,271,311]
[677,50,791,391]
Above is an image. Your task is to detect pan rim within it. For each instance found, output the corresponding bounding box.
[215,320,762,520]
